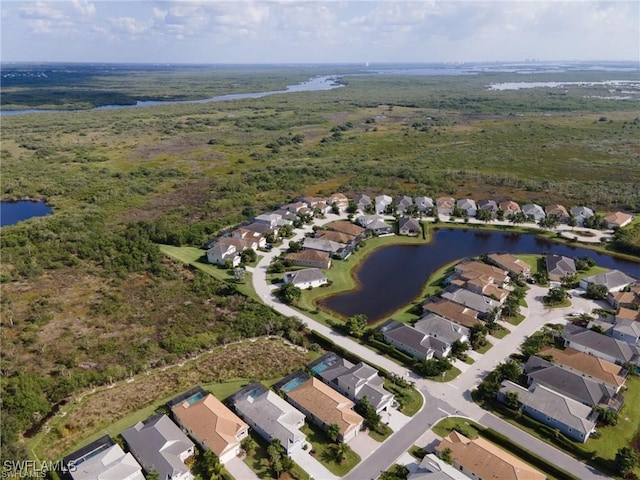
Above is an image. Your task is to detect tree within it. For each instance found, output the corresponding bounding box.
[439,447,453,464]
[543,287,569,306]
[347,200,358,214]
[615,446,638,476]
[240,248,257,264]
[326,423,341,443]
[594,406,618,426]
[470,324,488,350]
[476,208,493,223]
[451,340,470,360]
[346,314,368,337]
[241,436,256,455]
[146,470,160,480]
[287,240,302,253]
[504,390,520,409]
[232,267,246,283]
[277,283,301,305]
[200,450,223,480]
[585,283,609,300]
[333,442,349,463]
[497,359,522,382]
[355,396,381,431]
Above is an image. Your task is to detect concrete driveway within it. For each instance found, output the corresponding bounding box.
[291,446,338,480]
[225,456,259,480]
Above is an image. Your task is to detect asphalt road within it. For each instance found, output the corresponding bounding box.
[251,213,611,480]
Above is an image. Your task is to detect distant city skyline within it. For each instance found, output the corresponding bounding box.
[2,1,639,64]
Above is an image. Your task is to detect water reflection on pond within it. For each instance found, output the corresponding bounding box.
[0,200,52,227]
[320,228,640,322]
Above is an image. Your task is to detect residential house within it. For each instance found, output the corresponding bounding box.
[498,381,598,443]
[169,388,249,464]
[315,229,357,245]
[328,193,349,211]
[395,195,413,214]
[275,372,364,443]
[539,347,627,392]
[326,220,366,239]
[563,323,640,369]
[398,217,421,236]
[523,356,623,411]
[545,204,570,222]
[579,269,637,293]
[284,250,332,269]
[477,199,499,218]
[440,286,501,319]
[218,236,258,253]
[280,201,307,214]
[374,194,393,214]
[358,215,393,235]
[63,436,145,480]
[283,268,328,289]
[244,222,277,236]
[487,252,531,277]
[545,254,576,282]
[272,209,299,222]
[414,196,435,214]
[611,318,640,346]
[206,243,240,267]
[522,203,546,222]
[408,453,469,480]
[308,352,394,413]
[570,206,595,227]
[379,319,450,360]
[608,287,640,309]
[254,213,283,229]
[604,211,633,229]
[121,414,195,480]
[422,298,483,329]
[436,431,545,480]
[229,382,306,455]
[499,200,522,217]
[414,313,470,346]
[435,197,455,216]
[302,237,346,256]
[453,260,509,287]
[357,214,385,228]
[231,227,266,248]
[456,198,477,217]
[452,277,510,303]
[354,194,373,213]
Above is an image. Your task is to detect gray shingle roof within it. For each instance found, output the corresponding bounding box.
[499,381,596,436]
[414,313,469,345]
[563,323,640,365]
[440,286,501,315]
[121,414,194,480]
[283,268,327,286]
[582,270,637,291]
[546,254,576,281]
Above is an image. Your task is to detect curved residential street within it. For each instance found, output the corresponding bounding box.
[251,213,611,480]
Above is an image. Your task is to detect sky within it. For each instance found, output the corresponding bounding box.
[1,0,639,64]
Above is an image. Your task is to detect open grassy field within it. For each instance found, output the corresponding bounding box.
[2,65,639,461]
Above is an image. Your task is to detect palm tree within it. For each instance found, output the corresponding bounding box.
[326,423,341,443]
[334,442,349,463]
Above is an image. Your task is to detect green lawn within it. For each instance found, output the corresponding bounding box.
[368,423,393,442]
[301,423,361,476]
[383,381,424,416]
[515,254,543,275]
[429,366,462,383]
[243,432,310,480]
[474,341,493,354]
[490,326,510,339]
[504,314,526,326]
[159,244,260,301]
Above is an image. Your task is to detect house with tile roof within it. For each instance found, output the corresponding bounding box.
[64,436,145,480]
[231,227,266,248]
[436,197,455,216]
[453,260,509,286]
[170,390,249,464]
[315,229,357,245]
[563,323,640,369]
[539,347,627,392]
[499,200,522,217]
[604,211,633,229]
[545,204,570,222]
[579,269,637,293]
[275,372,364,443]
[524,356,624,411]
[487,253,531,277]
[545,254,576,282]
[283,268,328,289]
[328,193,349,211]
[302,237,346,255]
[608,288,640,309]
[421,298,483,329]
[229,382,306,455]
[284,250,332,269]
[436,431,545,480]
[498,381,598,443]
[308,352,394,414]
[326,220,366,238]
[121,414,195,480]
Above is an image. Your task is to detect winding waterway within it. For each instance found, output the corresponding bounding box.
[320,228,640,322]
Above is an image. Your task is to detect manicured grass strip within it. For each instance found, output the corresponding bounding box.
[505,314,526,326]
[368,423,393,442]
[243,431,310,480]
[301,424,360,476]
[432,417,579,480]
[474,340,493,354]
[428,366,462,383]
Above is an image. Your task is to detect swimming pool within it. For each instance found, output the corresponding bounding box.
[281,377,306,393]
